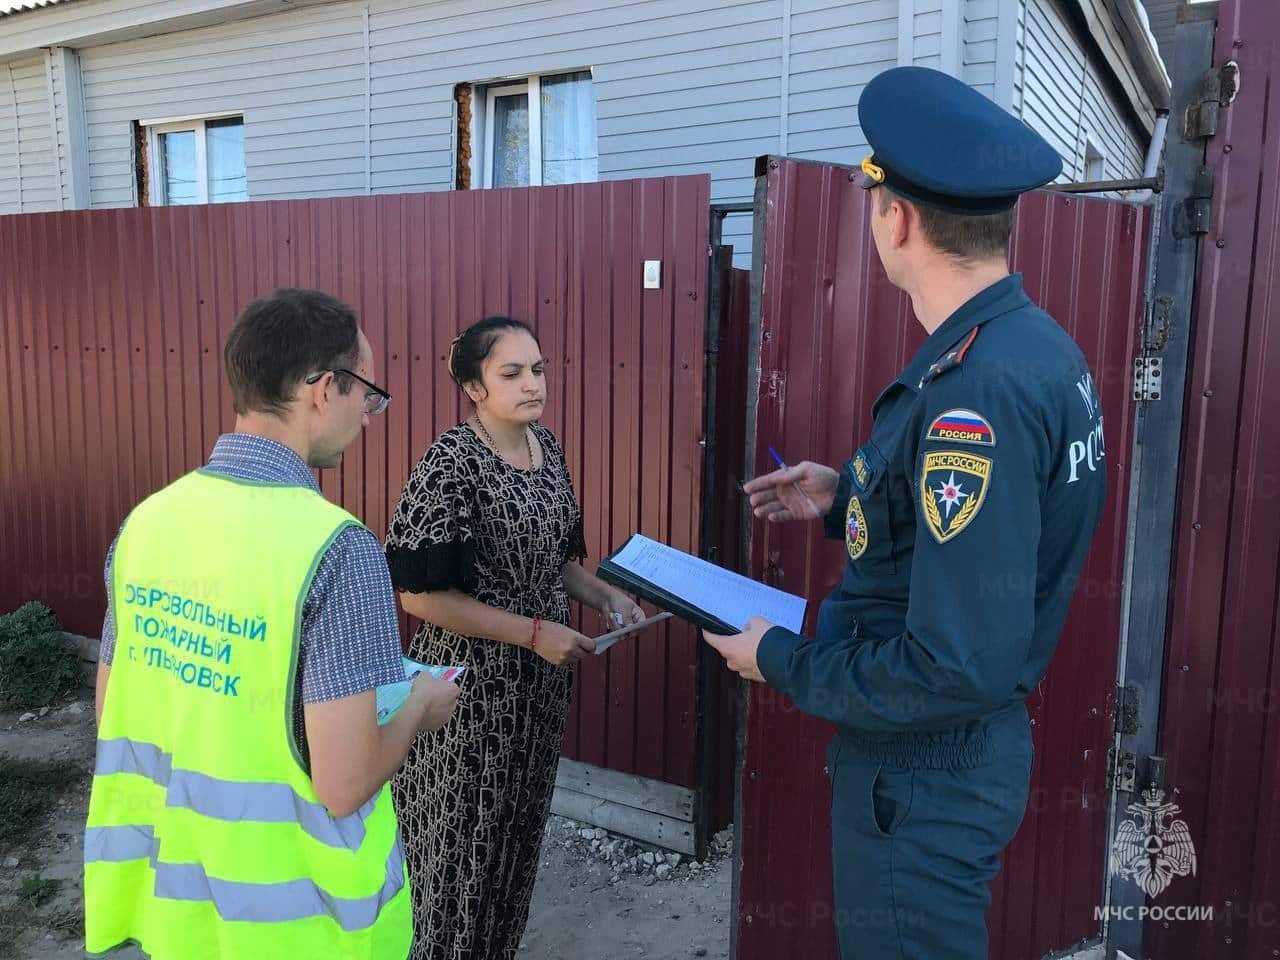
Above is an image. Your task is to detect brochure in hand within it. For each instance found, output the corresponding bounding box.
[376,656,467,725]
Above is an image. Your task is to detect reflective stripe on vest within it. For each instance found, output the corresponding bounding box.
[84,823,406,932]
[95,737,377,849]
[85,823,154,863]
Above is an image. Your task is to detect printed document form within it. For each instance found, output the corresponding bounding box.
[610,535,807,634]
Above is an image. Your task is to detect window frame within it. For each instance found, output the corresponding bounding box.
[1083,135,1107,182]
[477,70,595,189]
[483,79,543,189]
[142,112,244,206]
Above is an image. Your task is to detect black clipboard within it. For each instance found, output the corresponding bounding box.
[595,536,741,636]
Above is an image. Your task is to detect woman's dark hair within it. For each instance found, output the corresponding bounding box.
[224,288,360,416]
[447,316,539,388]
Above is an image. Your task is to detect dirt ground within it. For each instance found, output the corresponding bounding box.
[0,693,731,960]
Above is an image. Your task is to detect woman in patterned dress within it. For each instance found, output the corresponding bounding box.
[385,316,644,960]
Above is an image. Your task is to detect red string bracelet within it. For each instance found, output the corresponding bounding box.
[530,617,541,653]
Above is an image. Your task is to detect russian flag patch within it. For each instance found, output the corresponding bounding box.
[926,409,995,447]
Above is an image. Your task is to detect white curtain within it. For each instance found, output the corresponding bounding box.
[540,71,598,185]
[160,130,199,205]
[206,118,248,203]
[493,93,531,187]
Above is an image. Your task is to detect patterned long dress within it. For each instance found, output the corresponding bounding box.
[384,422,586,960]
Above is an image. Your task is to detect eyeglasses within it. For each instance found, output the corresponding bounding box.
[305,368,392,416]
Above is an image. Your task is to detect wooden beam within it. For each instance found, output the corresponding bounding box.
[554,758,696,821]
[550,786,697,857]
[551,759,699,856]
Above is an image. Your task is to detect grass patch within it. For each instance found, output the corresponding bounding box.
[0,754,85,851]
[0,602,82,709]
[0,878,77,949]
[17,875,61,906]
[0,900,27,943]
[47,904,84,940]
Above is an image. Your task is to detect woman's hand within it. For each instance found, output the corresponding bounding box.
[535,621,596,666]
[600,589,645,629]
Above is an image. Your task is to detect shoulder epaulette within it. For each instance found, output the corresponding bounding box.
[917,326,981,389]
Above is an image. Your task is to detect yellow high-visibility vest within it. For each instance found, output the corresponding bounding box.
[85,469,412,959]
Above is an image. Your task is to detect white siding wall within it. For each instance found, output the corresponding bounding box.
[3,54,60,212]
[0,0,1151,226]
[77,2,368,207]
[68,0,782,255]
[1080,58,1144,179]
[962,0,998,101]
[1017,0,1145,180]
[0,63,18,211]
[48,48,74,208]
[785,0,896,166]
[367,0,783,260]
[1011,0,1026,113]
[913,0,943,71]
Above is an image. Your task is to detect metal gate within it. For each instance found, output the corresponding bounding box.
[1106,1,1280,957]
[728,156,1151,960]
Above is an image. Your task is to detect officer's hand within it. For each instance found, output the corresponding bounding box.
[743,461,839,522]
[411,673,461,732]
[702,617,773,683]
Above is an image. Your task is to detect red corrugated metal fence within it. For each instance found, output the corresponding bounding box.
[0,176,712,788]
[733,157,1148,959]
[1148,2,1280,955]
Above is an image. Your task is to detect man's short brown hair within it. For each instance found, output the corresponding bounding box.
[224,288,360,416]
[876,186,1014,262]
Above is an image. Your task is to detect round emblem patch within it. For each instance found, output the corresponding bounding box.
[846,495,869,560]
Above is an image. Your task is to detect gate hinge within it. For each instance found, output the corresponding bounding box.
[1180,165,1216,237]
[1116,681,1142,735]
[1143,295,1173,352]
[1133,356,1163,402]
[1184,60,1241,140]
[1107,747,1138,793]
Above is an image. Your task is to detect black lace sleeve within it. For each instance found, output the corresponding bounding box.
[385,432,478,594]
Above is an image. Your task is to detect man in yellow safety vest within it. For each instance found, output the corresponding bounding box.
[85,288,458,958]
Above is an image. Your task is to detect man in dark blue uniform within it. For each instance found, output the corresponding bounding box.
[705,66,1108,959]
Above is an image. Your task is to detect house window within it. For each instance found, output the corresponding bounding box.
[480,71,597,188]
[1084,138,1107,182]
[145,116,248,205]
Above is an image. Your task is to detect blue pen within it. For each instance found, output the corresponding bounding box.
[769,447,788,470]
